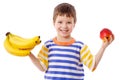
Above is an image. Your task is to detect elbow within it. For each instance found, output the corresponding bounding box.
[92,61,98,72]
[91,61,97,72]
[41,69,46,72]
[92,67,96,72]
[38,67,46,72]
[40,65,47,72]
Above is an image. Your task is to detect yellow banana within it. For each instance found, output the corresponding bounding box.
[4,36,31,56]
[7,32,41,50]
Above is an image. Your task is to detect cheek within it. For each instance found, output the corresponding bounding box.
[54,25,60,31]
[54,23,57,29]
[54,23,61,29]
[69,25,75,30]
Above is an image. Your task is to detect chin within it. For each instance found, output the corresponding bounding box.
[62,35,70,38]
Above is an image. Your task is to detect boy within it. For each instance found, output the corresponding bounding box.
[29,3,114,80]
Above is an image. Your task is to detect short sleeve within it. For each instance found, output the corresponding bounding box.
[80,44,95,71]
[37,45,48,71]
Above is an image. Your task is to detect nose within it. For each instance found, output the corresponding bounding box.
[62,23,67,29]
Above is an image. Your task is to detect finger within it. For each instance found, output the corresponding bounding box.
[103,37,108,42]
[109,35,113,43]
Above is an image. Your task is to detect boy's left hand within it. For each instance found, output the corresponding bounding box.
[102,35,114,48]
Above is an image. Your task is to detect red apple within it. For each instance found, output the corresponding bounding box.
[100,28,114,42]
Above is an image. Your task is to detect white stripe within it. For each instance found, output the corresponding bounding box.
[41,49,48,55]
[73,42,83,45]
[49,62,78,68]
[39,54,48,60]
[45,41,54,45]
[49,62,84,70]
[49,45,80,51]
[81,47,89,58]
[81,52,91,64]
[40,61,47,71]
[89,56,95,71]
[48,68,84,74]
[86,58,91,67]
[49,51,80,57]
[49,56,79,62]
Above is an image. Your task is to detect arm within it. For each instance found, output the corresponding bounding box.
[28,53,45,72]
[80,35,114,71]
[93,35,114,70]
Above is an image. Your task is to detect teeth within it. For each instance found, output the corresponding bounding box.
[61,29,68,32]
[62,31,67,33]
[62,30,67,32]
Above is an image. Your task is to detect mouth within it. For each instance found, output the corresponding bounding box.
[60,29,69,33]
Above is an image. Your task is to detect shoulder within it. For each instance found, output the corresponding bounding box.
[43,39,54,48]
[74,39,85,46]
[44,39,53,44]
[74,39,89,49]
[75,40,84,44]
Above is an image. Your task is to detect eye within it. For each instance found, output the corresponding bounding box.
[58,21,62,24]
[67,21,72,24]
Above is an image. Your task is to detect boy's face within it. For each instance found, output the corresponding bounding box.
[54,15,75,38]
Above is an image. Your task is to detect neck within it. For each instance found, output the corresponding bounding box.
[56,36,72,42]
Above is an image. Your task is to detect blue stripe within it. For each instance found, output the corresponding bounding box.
[78,64,83,67]
[49,65,78,70]
[47,44,82,49]
[46,71,84,76]
[78,69,84,71]
[71,45,82,49]
[75,41,84,45]
[45,76,84,80]
[49,60,78,65]
[45,39,53,44]
[49,65,84,71]
[49,48,80,54]
[46,44,56,48]
[49,54,80,61]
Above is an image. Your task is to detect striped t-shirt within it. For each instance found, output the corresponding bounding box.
[37,37,95,80]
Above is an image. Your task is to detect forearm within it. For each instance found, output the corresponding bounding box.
[94,46,106,69]
[92,36,113,71]
[29,53,45,72]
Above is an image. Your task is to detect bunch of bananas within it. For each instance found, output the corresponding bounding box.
[4,32,41,57]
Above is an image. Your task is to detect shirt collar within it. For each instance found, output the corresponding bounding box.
[53,37,75,46]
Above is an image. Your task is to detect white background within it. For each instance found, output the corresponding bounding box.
[0,0,120,80]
